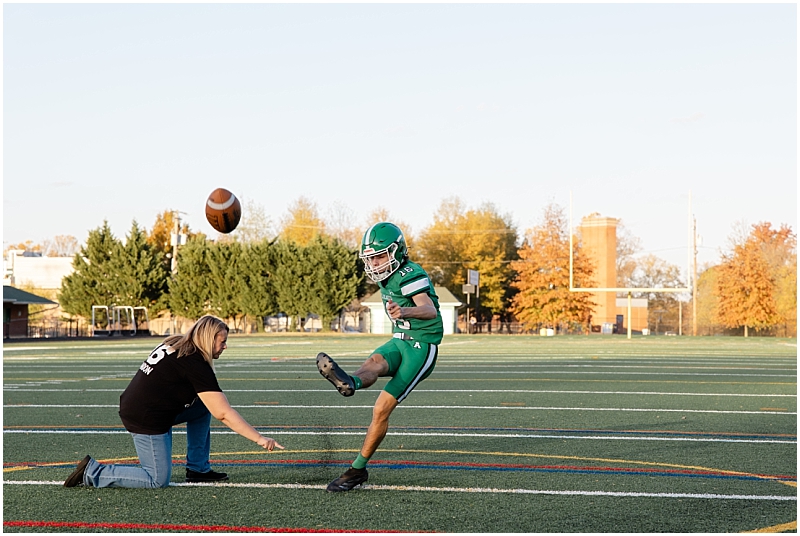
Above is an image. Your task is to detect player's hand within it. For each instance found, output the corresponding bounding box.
[257,436,285,451]
[386,298,403,319]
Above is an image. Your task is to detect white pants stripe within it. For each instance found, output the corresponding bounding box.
[396,343,438,403]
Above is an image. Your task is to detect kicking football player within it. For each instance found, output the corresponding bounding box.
[317,221,443,492]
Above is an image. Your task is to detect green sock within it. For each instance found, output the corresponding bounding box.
[352,454,370,470]
[350,375,362,390]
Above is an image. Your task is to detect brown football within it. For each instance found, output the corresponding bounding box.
[205,188,242,234]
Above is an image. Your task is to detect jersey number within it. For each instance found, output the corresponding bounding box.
[393,318,411,330]
[146,344,174,366]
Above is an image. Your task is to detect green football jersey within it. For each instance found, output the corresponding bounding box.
[378,260,443,344]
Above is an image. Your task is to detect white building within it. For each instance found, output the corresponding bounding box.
[3,251,74,290]
[361,286,462,335]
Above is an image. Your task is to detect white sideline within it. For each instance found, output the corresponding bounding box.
[4,404,796,415]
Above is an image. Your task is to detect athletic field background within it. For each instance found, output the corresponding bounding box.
[3,334,797,533]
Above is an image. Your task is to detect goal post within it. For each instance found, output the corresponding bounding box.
[568,192,692,339]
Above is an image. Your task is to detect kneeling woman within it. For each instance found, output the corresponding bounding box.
[64,315,284,488]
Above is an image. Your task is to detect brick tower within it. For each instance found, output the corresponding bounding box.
[578,213,619,327]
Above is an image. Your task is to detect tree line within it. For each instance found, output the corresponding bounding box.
[42,196,797,336]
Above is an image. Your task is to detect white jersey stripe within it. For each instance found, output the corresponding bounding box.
[401,277,430,296]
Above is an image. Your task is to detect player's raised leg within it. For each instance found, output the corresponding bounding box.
[316,352,388,396]
[316,352,355,396]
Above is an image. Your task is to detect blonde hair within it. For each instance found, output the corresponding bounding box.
[163,315,228,369]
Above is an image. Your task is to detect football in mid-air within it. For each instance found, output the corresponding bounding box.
[205,188,242,234]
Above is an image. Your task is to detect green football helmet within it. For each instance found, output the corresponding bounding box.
[360,222,408,282]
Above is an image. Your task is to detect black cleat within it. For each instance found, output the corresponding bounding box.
[326,467,368,492]
[64,455,91,487]
[316,352,355,397]
[186,468,229,483]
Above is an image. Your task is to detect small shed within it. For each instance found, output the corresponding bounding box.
[361,286,462,336]
[3,285,57,339]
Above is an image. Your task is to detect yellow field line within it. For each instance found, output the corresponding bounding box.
[741,520,797,533]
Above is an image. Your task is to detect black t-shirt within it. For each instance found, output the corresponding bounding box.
[119,343,222,435]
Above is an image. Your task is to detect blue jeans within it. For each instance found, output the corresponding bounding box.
[83,399,213,488]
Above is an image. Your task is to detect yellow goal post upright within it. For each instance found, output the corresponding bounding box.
[568,191,693,339]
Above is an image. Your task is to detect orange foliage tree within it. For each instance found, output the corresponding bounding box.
[510,203,595,332]
[415,197,518,326]
[714,222,795,336]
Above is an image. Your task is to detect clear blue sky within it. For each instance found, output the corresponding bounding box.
[3,3,796,275]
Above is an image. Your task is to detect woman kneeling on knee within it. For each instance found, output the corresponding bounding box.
[64,315,284,488]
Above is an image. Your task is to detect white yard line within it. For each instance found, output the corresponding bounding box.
[4,428,794,444]
[4,479,796,501]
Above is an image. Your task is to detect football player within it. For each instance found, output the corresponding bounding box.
[317,221,443,492]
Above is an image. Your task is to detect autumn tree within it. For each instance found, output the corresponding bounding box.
[510,203,596,333]
[713,222,791,336]
[751,223,797,337]
[415,197,518,327]
[279,197,325,246]
[147,210,193,255]
[4,240,42,254]
[694,263,723,335]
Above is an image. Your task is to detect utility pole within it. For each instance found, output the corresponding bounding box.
[170,211,188,274]
[692,216,697,337]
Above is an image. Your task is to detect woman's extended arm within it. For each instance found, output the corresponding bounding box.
[198,391,284,451]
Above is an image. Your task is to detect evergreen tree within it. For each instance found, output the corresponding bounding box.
[206,241,244,323]
[59,222,123,318]
[168,236,212,320]
[114,221,169,310]
[303,236,362,331]
[271,240,313,330]
[236,240,279,330]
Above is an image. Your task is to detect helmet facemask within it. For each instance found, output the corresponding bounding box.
[361,243,400,283]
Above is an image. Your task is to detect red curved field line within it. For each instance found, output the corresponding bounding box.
[3,520,407,533]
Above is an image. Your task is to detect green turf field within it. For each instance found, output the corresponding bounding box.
[3,334,797,533]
